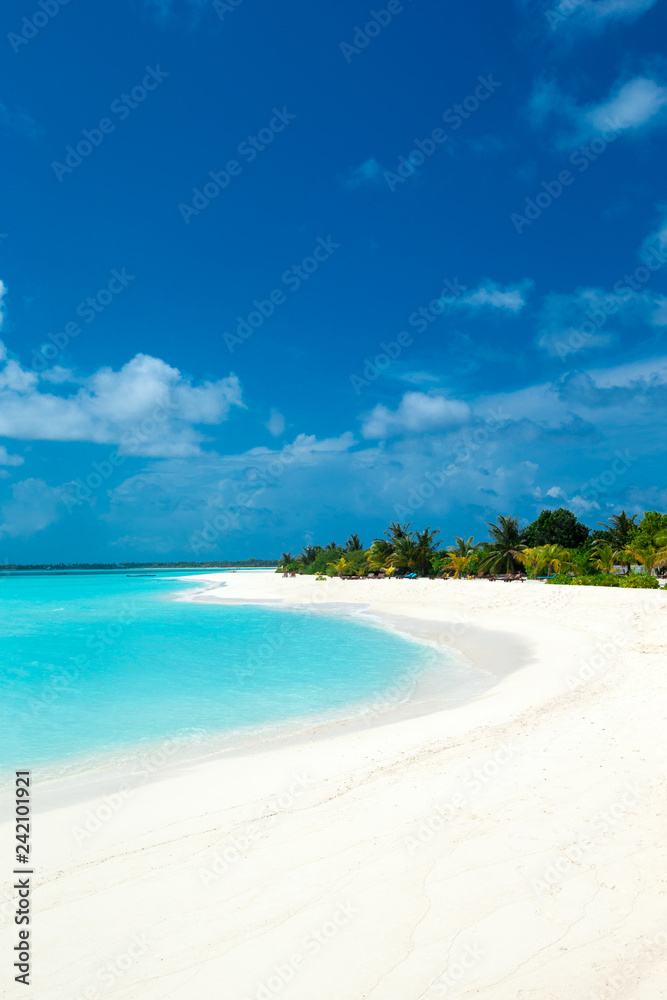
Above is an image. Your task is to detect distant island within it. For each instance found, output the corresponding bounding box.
[2,559,279,571]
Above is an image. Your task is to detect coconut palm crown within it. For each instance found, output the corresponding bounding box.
[479,515,524,574]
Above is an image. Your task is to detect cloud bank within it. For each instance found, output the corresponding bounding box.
[0,346,244,457]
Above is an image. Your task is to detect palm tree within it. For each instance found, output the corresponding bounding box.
[414,526,441,576]
[480,515,524,575]
[325,541,338,550]
[327,556,352,578]
[448,535,481,556]
[623,544,667,576]
[300,544,322,566]
[591,541,617,574]
[367,539,393,573]
[442,552,473,579]
[516,546,546,578]
[540,544,570,576]
[597,511,638,549]
[345,533,363,551]
[390,535,419,574]
[280,552,294,575]
[383,521,413,544]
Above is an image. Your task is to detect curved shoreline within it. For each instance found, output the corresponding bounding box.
[175,571,580,742]
[4,573,666,999]
[21,579,491,796]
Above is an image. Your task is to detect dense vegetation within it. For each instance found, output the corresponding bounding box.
[277,508,667,585]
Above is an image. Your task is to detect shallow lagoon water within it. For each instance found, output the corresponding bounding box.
[0,571,473,776]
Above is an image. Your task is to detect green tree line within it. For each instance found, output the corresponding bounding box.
[277,508,667,587]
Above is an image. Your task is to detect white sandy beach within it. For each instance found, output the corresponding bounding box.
[3,571,667,999]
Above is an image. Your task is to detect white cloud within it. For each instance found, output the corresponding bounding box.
[542,484,601,513]
[0,478,64,540]
[650,296,667,326]
[398,371,441,385]
[537,288,619,357]
[584,355,667,387]
[476,356,667,434]
[273,431,355,460]
[536,285,666,358]
[454,279,530,314]
[463,134,507,156]
[346,158,386,188]
[529,73,667,148]
[641,207,667,260]
[145,0,171,19]
[0,103,41,142]
[102,431,358,553]
[584,0,656,17]
[83,353,667,554]
[39,366,79,384]
[0,445,23,467]
[143,0,207,25]
[536,209,667,358]
[361,392,470,439]
[0,281,7,331]
[588,77,667,131]
[0,347,244,457]
[528,79,574,130]
[519,0,657,37]
[549,0,658,30]
[265,409,285,437]
[0,358,39,393]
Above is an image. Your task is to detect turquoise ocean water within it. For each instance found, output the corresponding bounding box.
[0,571,471,777]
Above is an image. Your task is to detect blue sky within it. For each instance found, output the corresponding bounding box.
[1,0,666,561]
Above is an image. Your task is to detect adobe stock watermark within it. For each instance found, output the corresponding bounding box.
[564,593,663,692]
[29,268,135,373]
[393,407,511,519]
[511,119,622,234]
[61,394,182,513]
[349,277,467,394]
[385,75,502,191]
[545,0,588,31]
[586,928,667,1000]
[52,67,169,182]
[223,236,340,352]
[178,107,296,224]
[188,439,304,553]
[66,933,151,999]
[419,942,486,998]
[578,450,634,508]
[553,245,667,361]
[531,779,646,896]
[8,0,72,54]
[19,599,139,725]
[340,0,414,62]
[565,632,626,692]
[198,772,316,887]
[404,741,519,857]
[367,614,469,717]
[70,740,182,846]
[213,0,249,20]
[232,618,293,684]
[242,902,357,1000]
[71,786,134,847]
